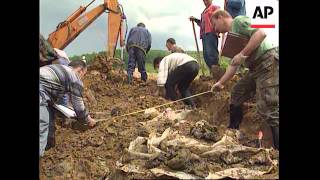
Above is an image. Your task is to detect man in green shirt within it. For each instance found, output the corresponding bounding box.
[210,10,279,149]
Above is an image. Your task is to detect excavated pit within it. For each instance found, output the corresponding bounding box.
[40,55,278,179]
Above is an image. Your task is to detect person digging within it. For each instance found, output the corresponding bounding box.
[40,60,96,156]
[153,53,199,109]
[210,10,279,149]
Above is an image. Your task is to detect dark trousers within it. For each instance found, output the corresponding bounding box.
[127,47,147,81]
[165,61,199,107]
[202,32,219,67]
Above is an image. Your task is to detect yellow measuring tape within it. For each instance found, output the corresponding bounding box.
[94,90,213,122]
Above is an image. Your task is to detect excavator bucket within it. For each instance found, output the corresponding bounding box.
[106,0,122,58]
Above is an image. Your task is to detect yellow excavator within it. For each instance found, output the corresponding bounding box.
[47,0,127,59]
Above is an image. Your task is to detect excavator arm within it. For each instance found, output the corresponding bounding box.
[47,0,124,58]
[107,0,122,58]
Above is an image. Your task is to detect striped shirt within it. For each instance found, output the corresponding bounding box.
[157,53,198,86]
[40,64,88,122]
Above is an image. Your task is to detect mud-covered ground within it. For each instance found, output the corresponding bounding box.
[39,56,278,179]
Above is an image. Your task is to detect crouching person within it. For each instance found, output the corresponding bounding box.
[153,53,199,108]
[39,60,96,157]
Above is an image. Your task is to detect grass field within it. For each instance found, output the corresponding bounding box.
[69,49,231,75]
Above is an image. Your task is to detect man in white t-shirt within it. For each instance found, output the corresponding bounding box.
[153,53,199,108]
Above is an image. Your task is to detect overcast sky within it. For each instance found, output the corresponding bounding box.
[40,0,278,56]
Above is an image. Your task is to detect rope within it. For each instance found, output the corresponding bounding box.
[93,90,213,122]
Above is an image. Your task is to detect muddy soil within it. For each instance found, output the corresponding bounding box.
[40,55,277,179]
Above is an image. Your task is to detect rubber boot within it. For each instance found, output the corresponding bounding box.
[141,72,148,82]
[271,126,279,150]
[228,104,243,130]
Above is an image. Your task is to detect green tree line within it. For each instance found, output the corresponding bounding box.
[69,49,231,74]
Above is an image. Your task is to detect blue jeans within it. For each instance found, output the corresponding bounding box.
[39,85,56,156]
[127,47,147,81]
[202,32,219,67]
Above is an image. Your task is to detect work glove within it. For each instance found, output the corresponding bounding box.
[231,52,248,66]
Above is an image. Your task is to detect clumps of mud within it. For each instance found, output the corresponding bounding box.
[119,124,278,179]
[190,120,221,142]
[40,54,278,179]
[41,54,172,179]
[87,54,126,84]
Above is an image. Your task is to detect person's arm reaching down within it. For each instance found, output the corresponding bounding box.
[157,59,169,87]
[211,65,238,91]
[126,29,133,51]
[147,31,152,53]
[69,82,96,126]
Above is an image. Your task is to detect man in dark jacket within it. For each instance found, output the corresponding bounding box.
[126,22,152,84]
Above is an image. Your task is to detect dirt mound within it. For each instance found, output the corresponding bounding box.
[40,55,278,179]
